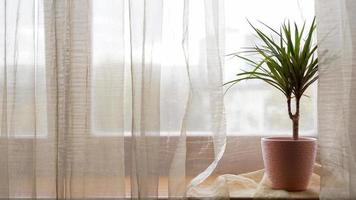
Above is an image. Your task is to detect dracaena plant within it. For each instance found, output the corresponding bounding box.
[224,18,318,140]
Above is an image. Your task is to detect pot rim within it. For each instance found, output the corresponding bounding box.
[262,136,317,142]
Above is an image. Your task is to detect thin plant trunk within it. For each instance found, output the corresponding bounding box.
[292,116,299,140]
[288,97,300,140]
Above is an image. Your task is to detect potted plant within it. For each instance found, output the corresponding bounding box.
[224,18,318,191]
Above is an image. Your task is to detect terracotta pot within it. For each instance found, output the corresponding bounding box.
[261,137,317,191]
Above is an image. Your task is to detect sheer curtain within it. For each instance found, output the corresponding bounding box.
[316,0,356,199]
[0,0,225,199]
[130,0,225,198]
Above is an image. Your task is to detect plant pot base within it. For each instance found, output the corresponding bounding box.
[261,137,317,191]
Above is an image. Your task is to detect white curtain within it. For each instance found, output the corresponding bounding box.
[0,0,226,199]
[316,0,356,199]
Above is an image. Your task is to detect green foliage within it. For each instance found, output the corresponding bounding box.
[224,18,318,101]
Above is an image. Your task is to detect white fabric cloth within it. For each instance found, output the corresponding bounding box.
[188,164,321,199]
[129,0,226,198]
[316,0,356,199]
[0,0,226,199]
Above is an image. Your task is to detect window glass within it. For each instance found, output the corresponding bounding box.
[224,0,316,136]
[91,0,316,136]
[0,0,47,137]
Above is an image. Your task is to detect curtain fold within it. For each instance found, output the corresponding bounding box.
[316,0,356,199]
[1,0,49,198]
[184,0,226,192]
[128,0,163,198]
[1,0,127,198]
[44,0,94,198]
[129,0,226,198]
[0,0,226,199]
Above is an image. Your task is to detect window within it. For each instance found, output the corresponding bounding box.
[224,0,316,136]
[91,0,131,136]
[92,0,316,137]
[0,0,47,137]
[0,0,316,138]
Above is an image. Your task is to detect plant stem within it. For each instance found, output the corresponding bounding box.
[288,97,300,140]
[292,115,299,140]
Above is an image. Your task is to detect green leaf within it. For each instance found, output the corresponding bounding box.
[224,17,318,101]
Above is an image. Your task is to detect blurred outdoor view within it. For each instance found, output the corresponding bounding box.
[92,0,316,136]
[0,0,47,137]
[223,0,316,135]
[0,0,316,137]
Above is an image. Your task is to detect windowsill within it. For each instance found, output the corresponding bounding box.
[138,175,319,199]
[7,175,318,199]
[2,135,319,200]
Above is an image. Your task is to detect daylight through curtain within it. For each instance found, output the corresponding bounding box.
[0,0,226,199]
[316,0,356,199]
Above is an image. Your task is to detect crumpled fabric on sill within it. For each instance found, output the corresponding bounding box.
[188,164,321,199]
